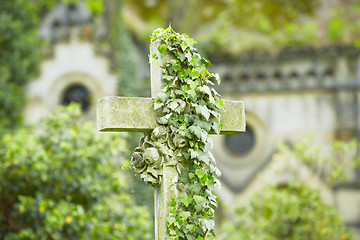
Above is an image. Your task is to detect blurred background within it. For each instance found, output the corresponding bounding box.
[1,0,360,239]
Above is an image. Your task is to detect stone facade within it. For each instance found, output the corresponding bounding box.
[210,46,360,238]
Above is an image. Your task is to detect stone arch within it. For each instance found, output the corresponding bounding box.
[214,111,267,168]
[212,111,270,192]
[47,72,106,119]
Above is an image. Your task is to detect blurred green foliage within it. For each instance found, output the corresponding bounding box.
[275,137,360,185]
[219,138,359,240]
[219,182,353,240]
[0,104,152,239]
[124,0,360,53]
[0,0,42,136]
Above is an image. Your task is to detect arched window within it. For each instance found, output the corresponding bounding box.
[61,84,91,112]
[225,125,255,156]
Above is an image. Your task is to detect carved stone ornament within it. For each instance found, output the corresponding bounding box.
[130,126,188,186]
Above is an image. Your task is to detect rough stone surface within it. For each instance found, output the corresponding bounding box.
[97,96,245,134]
[150,40,174,98]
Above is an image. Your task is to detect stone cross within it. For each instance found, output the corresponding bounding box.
[97,40,245,240]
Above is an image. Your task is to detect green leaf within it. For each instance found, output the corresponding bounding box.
[195,169,206,180]
[203,219,215,231]
[198,152,210,165]
[188,89,197,99]
[188,183,201,194]
[193,195,203,205]
[170,198,177,206]
[198,85,212,97]
[157,116,168,125]
[157,91,170,102]
[154,102,163,110]
[180,193,193,207]
[214,73,221,84]
[189,149,199,159]
[201,57,212,67]
[196,105,210,121]
[172,64,181,72]
[189,172,195,180]
[185,51,192,62]
[212,122,220,135]
[169,101,179,111]
[179,211,191,220]
[189,125,208,142]
[167,216,176,226]
[180,41,188,52]
[185,224,196,233]
[158,44,167,53]
[179,69,190,78]
[191,69,200,79]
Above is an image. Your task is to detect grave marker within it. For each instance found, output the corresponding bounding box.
[97,38,245,240]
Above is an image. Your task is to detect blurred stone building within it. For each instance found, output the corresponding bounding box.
[24,1,360,238]
[210,47,360,237]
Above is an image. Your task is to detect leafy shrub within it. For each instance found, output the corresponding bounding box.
[219,182,353,240]
[0,104,152,240]
[0,0,42,135]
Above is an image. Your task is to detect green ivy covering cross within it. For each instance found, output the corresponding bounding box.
[150,27,223,240]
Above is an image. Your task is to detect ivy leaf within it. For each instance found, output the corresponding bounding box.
[179,211,191,220]
[184,38,195,48]
[188,89,197,99]
[195,168,206,180]
[158,44,167,53]
[167,216,176,226]
[181,41,188,52]
[196,105,210,121]
[211,88,220,96]
[172,64,181,72]
[188,183,201,194]
[206,179,215,188]
[191,69,200,79]
[157,116,168,125]
[189,125,203,140]
[178,53,186,62]
[194,119,212,132]
[179,69,190,78]
[214,73,221,84]
[198,85,212,97]
[193,195,203,205]
[203,219,215,231]
[198,152,210,165]
[185,51,192,62]
[163,75,175,81]
[209,110,220,119]
[185,224,196,233]
[189,149,199,159]
[196,235,204,240]
[201,57,212,67]
[180,193,193,207]
[157,91,170,102]
[152,53,158,60]
[179,170,189,183]
[169,101,179,111]
[209,122,219,135]
[170,198,177,206]
[190,56,197,66]
[154,102,163,110]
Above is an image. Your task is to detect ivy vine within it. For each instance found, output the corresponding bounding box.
[150,27,223,240]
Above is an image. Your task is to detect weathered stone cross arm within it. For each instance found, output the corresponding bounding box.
[97,96,245,135]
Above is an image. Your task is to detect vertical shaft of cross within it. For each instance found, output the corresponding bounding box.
[150,40,178,240]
